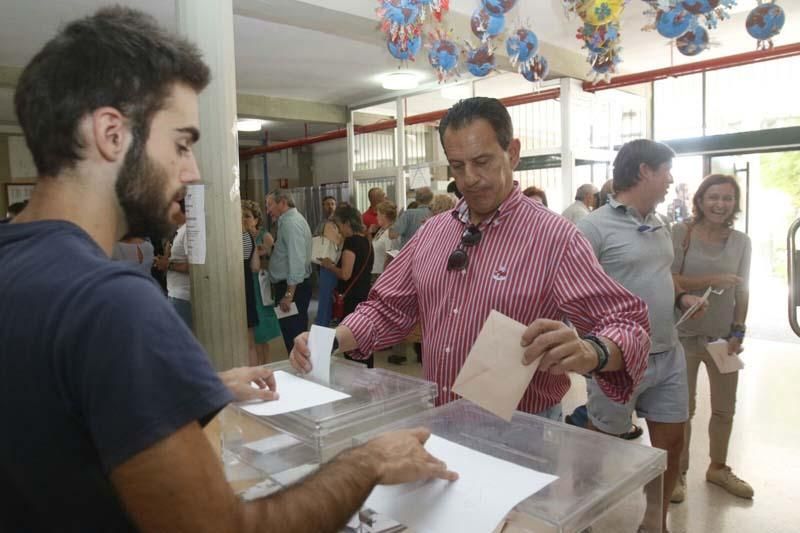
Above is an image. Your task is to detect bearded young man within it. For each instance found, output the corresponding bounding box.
[0,8,454,532]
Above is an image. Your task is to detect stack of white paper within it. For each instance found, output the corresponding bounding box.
[240,371,350,416]
[364,435,558,533]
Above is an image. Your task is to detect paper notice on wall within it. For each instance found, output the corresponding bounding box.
[185,184,207,265]
[406,167,432,189]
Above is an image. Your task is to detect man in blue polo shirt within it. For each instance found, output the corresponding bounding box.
[0,8,454,532]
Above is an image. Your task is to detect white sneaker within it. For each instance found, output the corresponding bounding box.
[706,466,754,499]
[670,472,686,503]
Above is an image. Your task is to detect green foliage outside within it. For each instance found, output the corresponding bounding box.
[761,150,800,209]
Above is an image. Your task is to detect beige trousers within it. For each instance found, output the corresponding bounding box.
[679,335,740,473]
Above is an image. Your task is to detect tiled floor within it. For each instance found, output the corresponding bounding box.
[267,329,799,532]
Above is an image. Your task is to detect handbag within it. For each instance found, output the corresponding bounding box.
[332,242,372,321]
[678,222,694,275]
[312,235,340,264]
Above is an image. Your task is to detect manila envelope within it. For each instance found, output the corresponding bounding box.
[705,339,745,374]
[452,310,541,421]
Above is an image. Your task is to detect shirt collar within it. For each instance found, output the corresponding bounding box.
[450,182,523,228]
[608,196,661,226]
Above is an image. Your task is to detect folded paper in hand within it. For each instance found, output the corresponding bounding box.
[675,286,712,328]
[274,302,299,320]
[705,339,745,374]
[452,310,541,421]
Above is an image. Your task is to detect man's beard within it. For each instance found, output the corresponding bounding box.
[115,135,182,241]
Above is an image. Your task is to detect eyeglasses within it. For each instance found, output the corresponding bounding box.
[447,225,483,271]
[637,224,663,233]
[627,213,663,233]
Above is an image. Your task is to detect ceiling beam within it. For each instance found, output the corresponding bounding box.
[237,93,346,123]
[0,64,346,125]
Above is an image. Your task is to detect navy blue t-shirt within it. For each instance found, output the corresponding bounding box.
[0,220,233,532]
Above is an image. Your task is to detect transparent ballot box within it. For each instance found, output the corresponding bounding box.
[353,400,667,533]
[220,359,437,493]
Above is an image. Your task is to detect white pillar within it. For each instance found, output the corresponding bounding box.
[176,0,248,370]
[395,97,407,209]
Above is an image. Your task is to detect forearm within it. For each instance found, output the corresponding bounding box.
[242,445,378,533]
[335,325,358,353]
[283,283,297,299]
[733,290,749,325]
[170,262,190,274]
[249,253,261,272]
[672,273,716,291]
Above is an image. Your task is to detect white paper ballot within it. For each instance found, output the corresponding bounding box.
[240,371,350,416]
[244,433,302,455]
[364,435,558,533]
[274,303,299,320]
[184,184,206,265]
[706,339,745,374]
[308,325,336,384]
[675,286,712,328]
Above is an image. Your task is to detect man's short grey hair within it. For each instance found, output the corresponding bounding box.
[269,188,295,208]
[575,184,597,201]
[415,187,433,205]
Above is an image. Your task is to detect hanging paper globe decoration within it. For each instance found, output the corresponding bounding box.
[656,5,695,39]
[471,8,506,41]
[580,22,620,54]
[676,26,709,55]
[482,0,517,15]
[377,0,422,49]
[411,0,450,23]
[465,43,496,77]
[387,33,423,60]
[681,0,720,15]
[746,2,785,43]
[579,0,626,26]
[521,56,549,82]
[506,28,539,66]
[427,31,461,82]
[379,0,420,26]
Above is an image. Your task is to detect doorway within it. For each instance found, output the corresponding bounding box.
[665,150,800,343]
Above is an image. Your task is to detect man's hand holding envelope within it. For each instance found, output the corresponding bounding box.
[453,311,623,421]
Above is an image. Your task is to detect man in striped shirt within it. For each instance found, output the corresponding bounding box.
[291,97,650,419]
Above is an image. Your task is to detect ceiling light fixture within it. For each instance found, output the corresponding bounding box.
[382,71,420,90]
[236,119,264,132]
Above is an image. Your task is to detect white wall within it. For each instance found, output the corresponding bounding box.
[8,135,36,178]
[311,138,347,185]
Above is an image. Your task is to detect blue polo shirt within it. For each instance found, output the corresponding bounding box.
[0,220,233,531]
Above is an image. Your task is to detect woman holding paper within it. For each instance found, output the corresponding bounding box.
[371,200,400,282]
[670,174,753,501]
[319,205,374,367]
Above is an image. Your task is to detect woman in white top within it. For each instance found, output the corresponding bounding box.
[371,200,400,281]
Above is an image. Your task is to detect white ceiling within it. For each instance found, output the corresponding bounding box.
[1,0,798,137]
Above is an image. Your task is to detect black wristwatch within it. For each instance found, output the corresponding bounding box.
[582,335,609,373]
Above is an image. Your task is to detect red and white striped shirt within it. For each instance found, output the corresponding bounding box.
[343,184,651,413]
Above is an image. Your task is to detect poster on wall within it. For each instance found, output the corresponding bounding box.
[184,184,207,265]
[5,183,35,205]
[406,167,432,190]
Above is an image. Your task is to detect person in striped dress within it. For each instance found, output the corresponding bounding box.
[290,97,651,422]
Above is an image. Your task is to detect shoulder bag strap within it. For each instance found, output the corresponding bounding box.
[679,223,694,275]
